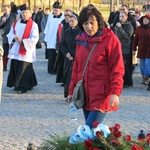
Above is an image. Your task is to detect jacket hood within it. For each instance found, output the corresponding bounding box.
[140,14,150,25]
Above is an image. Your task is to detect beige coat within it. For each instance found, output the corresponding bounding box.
[0,46,3,103]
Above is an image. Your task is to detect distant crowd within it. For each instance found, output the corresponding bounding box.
[0,2,150,97]
[108,4,150,91]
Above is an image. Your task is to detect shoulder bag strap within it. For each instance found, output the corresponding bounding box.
[81,42,98,79]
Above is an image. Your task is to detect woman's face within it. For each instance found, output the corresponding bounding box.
[82,15,98,36]
[143,17,150,25]
[69,17,78,28]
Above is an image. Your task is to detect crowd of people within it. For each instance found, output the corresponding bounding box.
[0,2,150,127]
[108,4,150,90]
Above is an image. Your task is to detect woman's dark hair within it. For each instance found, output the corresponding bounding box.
[121,4,128,9]
[78,4,107,31]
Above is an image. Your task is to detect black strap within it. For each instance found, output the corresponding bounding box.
[81,43,98,79]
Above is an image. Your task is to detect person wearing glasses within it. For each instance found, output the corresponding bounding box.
[55,9,73,84]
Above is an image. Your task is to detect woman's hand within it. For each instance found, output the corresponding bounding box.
[66,95,72,103]
[110,94,119,107]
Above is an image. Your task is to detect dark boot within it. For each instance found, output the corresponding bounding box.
[147,80,150,91]
[143,76,149,85]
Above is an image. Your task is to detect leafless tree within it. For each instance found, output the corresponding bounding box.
[60,0,65,6]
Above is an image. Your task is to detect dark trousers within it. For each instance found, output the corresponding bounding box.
[123,54,133,86]
[56,50,64,83]
[3,43,9,68]
[47,49,57,73]
[63,60,73,98]
[44,42,48,59]
[148,80,150,87]
[36,40,42,49]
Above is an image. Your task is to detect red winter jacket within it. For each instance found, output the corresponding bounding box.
[68,27,124,112]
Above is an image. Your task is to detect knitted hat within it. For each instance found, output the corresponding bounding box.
[135,9,141,15]
[140,14,150,25]
[141,14,150,20]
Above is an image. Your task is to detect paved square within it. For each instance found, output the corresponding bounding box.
[0,46,150,150]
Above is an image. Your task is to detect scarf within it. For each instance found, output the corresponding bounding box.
[81,30,103,42]
[13,18,33,55]
[81,31,93,42]
[141,23,150,29]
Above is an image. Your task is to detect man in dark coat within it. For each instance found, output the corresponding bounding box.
[113,4,137,85]
[112,4,137,32]
[114,12,134,87]
[0,4,16,71]
[10,2,17,14]
[108,5,119,29]
[41,8,51,59]
[32,6,43,48]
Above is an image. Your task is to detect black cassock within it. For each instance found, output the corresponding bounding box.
[7,59,37,91]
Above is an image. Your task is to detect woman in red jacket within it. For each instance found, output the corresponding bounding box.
[67,5,124,128]
[132,14,150,87]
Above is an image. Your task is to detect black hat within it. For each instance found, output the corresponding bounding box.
[53,1,62,9]
[20,4,30,11]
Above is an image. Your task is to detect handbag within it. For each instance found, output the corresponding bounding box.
[73,43,98,109]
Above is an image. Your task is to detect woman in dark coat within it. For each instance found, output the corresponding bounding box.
[61,14,80,97]
[132,14,150,87]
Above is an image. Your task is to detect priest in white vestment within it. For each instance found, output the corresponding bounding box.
[44,1,64,74]
[6,6,39,94]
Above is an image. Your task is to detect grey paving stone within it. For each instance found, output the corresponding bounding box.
[0,45,150,149]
